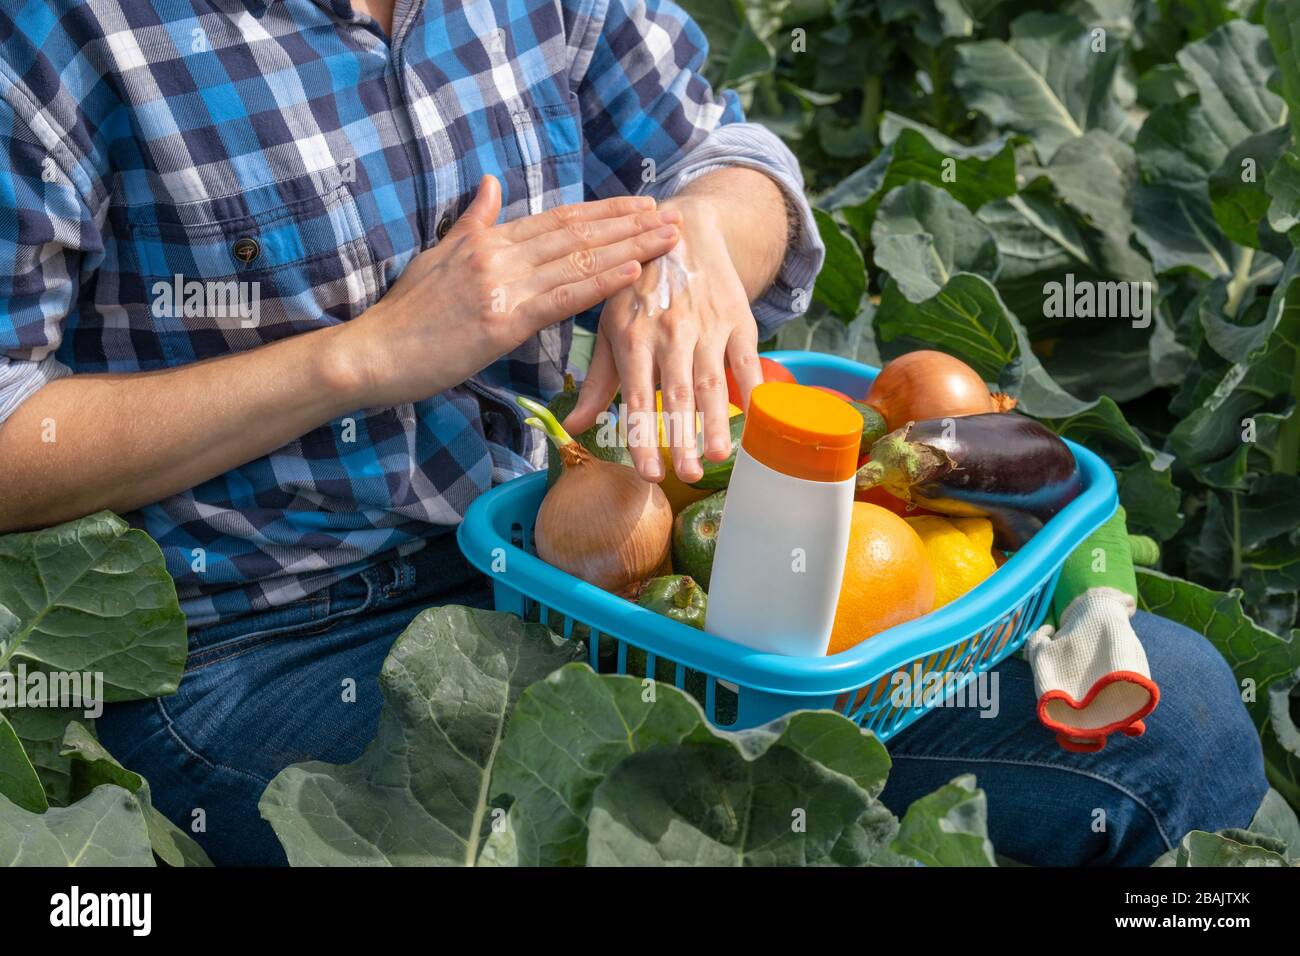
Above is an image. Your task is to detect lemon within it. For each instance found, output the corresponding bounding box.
[904,515,998,609]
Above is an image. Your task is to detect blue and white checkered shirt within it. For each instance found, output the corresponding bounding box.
[0,0,823,627]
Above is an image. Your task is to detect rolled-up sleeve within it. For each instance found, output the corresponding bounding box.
[0,93,94,426]
[567,0,824,339]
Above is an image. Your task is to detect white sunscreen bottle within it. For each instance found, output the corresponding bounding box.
[704,382,863,656]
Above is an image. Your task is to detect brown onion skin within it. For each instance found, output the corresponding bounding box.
[865,350,1015,430]
[535,443,672,597]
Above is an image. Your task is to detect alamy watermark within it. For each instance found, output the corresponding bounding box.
[152,275,261,328]
[0,664,104,719]
[1042,273,1152,329]
[890,665,1000,718]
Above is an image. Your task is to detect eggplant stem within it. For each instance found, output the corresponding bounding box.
[856,460,887,490]
[517,395,574,446]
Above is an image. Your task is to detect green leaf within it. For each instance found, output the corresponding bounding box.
[1040,396,1172,470]
[585,710,898,866]
[953,13,1128,164]
[59,721,212,867]
[878,0,979,46]
[890,774,997,866]
[872,181,1000,303]
[0,512,186,702]
[258,606,584,866]
[1115,461,1186,540]
[1134,20,1286,276]
[1153,828,1291,866]
[1245,787,1300,862]
[1137,63,1195,107]
[1168,251,1300,468]
[1208,126,1292,249]
[489,665,716,866]
[675,0,790,93]
[812,208,867,318]
[977,192,1118,331]
[0,785,155,866]
[1133,182,1239,277]
[1267,668,1300,763]
[1266,151,1300,238]
[0,711,46,813]
[823,120,1018,241]
[1265,0,1300,143]
[1156,0,1246,42]
[1136,569,1300,806]
[1024,130,1154,284]
[0,707,79,807]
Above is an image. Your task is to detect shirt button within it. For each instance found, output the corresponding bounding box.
[232,236,260,264]
[436,215,453,240]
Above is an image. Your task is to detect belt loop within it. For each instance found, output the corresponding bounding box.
[398,557,416,593]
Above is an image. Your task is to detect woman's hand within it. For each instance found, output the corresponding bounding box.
[562,195,764,484]
[334,175,681,408]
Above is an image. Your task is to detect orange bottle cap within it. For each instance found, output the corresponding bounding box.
[742,382,863,482]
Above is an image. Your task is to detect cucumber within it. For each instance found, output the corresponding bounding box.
[544,374,632,487]
[671,490,725,590]
[687,415,745,490]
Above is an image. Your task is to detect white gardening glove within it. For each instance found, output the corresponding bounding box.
[1024,587,1160,753]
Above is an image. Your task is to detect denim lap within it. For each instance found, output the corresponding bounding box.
[879,611,1268,866]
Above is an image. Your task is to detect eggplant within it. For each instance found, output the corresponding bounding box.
[856,413,1083,549]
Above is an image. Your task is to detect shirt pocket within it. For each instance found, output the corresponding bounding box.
[125,175,381,366]
[503,97,584,215]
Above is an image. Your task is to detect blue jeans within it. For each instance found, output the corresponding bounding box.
[98,538,1267,867]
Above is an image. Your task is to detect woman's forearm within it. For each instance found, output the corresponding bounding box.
[0,184,678,533]
[0,324,362,532]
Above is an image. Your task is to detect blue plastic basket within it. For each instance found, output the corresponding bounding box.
[457,351,1118,739]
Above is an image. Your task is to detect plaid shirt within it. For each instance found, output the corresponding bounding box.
[0,0,823,628]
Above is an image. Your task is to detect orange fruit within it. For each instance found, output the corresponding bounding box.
[828,502,936,655]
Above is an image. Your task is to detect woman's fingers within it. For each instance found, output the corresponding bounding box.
[516,225,679,299]
[657,330,701,483]
[518,208,681,266]
[725,321,763,412]
[611,340,661,481]
[693,337,732,463]
[563,327,619,436]
[513,261,642,336]
[448,175,503,236]
[503,194,657,242]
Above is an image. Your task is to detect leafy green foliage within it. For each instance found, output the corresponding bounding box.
[890,773,997,866]
[0,511,186,701]
[259,607,996,867]
[0,513,205,866]
[258,606,585,866]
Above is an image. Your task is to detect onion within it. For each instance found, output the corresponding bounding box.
[865,350,1016,429]
[518,396,672,598]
